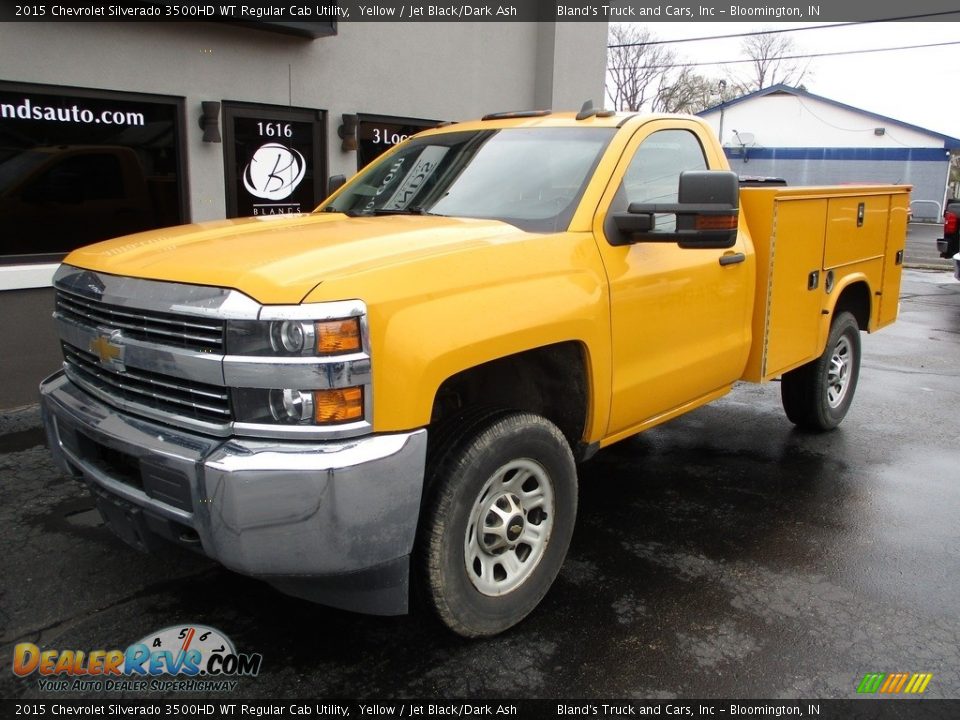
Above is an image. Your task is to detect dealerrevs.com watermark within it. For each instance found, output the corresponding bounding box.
[12,624,262,693]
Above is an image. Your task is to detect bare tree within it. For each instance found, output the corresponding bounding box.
[653,70,734,114]
[735,32,810,92]
[606,25,678,112]
[607,25,739,115]
[950,153,959,199]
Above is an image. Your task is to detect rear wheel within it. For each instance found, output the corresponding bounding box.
[781,311,861,431]
[419,411,577,637]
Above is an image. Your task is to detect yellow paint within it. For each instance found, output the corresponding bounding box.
[878,193,909,329]
[740,185,910,382]
[61,113,909,441]
[589,118,754,438]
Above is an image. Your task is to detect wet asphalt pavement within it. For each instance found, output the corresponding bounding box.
[905,223,952,270]
[1,268,958,701]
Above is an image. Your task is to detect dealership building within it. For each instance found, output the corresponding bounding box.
[698,84,960,220]
[0,20,608,409]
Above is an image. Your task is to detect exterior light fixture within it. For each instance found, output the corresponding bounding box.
[338,113,358,152]
[199,101,221,143]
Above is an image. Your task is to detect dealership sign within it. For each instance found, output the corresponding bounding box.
[225,106,323,218]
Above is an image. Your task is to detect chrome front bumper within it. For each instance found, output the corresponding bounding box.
[40,371,427,615]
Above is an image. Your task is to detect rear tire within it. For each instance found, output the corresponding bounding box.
[781,311,861,431]
[419,411,577,637]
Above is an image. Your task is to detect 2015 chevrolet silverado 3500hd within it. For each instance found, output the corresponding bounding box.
[40,109,909,637]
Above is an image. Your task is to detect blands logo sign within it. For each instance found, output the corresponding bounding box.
[243,142,306,201]
[857,672,933,694]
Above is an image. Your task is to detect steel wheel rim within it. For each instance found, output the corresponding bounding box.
[464,458,555,596]
[827,335,854,408]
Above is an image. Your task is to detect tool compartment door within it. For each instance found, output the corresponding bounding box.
[762,197,828,378]
[878,192,909,328]
[745,185,909,383]
[824,195,889,270]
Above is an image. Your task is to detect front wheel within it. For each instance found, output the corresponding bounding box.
[781,311,862,431]
[419,412,577,637]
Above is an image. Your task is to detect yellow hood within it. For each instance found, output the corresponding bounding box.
[63,213,529,304]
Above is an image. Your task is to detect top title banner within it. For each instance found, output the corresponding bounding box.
[3,0,960,22]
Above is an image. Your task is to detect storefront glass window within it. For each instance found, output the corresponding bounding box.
[0,83,185,264]
[356,115,441,169]
[222,103,325,218]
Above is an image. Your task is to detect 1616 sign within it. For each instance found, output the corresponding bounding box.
[228,111,320,217]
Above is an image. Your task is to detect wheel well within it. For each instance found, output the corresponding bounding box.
[833,281,871,330]
[430,342,589,454]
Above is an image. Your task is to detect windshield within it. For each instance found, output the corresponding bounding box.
[319,127,615,232]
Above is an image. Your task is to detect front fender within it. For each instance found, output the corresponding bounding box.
[306,231,611,440]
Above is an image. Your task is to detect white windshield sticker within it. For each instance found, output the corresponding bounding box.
[382,145,449,210]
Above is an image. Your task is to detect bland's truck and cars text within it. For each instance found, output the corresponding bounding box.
[39,109,909,637]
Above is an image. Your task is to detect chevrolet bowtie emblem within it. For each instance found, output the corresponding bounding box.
[90,329,126,372]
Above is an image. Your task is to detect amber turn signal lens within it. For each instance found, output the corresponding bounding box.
[695,213,738,230]
[315,318,361,354]
[313,387,364,423]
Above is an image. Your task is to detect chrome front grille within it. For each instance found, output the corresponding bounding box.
[63,344,231,426]
[56,289,224,352]
[52,266,373,440]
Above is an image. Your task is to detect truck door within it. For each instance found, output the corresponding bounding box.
[594,121,753,439]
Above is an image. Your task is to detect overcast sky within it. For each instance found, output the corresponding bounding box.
[618,21,960,139]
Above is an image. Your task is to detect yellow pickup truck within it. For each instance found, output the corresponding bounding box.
[40,109,908,637]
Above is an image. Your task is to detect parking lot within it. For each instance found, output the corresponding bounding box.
[905,222,953,270]
[1,268,958,701]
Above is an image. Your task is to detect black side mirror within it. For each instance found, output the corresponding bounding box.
[327,174,346,195]
[612,170,740,249]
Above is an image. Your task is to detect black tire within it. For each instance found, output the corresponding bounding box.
[781,311,861,431]
[419,411,577,637]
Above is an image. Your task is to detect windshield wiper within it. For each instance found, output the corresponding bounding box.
[369,206,443,217]
[320,206,365,216]
[321,206,443,217]
[321,207,367,217]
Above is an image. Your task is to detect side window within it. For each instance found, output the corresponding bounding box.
[621,129,707,231]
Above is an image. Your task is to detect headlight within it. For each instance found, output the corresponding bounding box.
[270,388,314,422]
[225,304,369,431]
[233,387,365,426]
[271,320,311,354]
[226,317,362,356]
